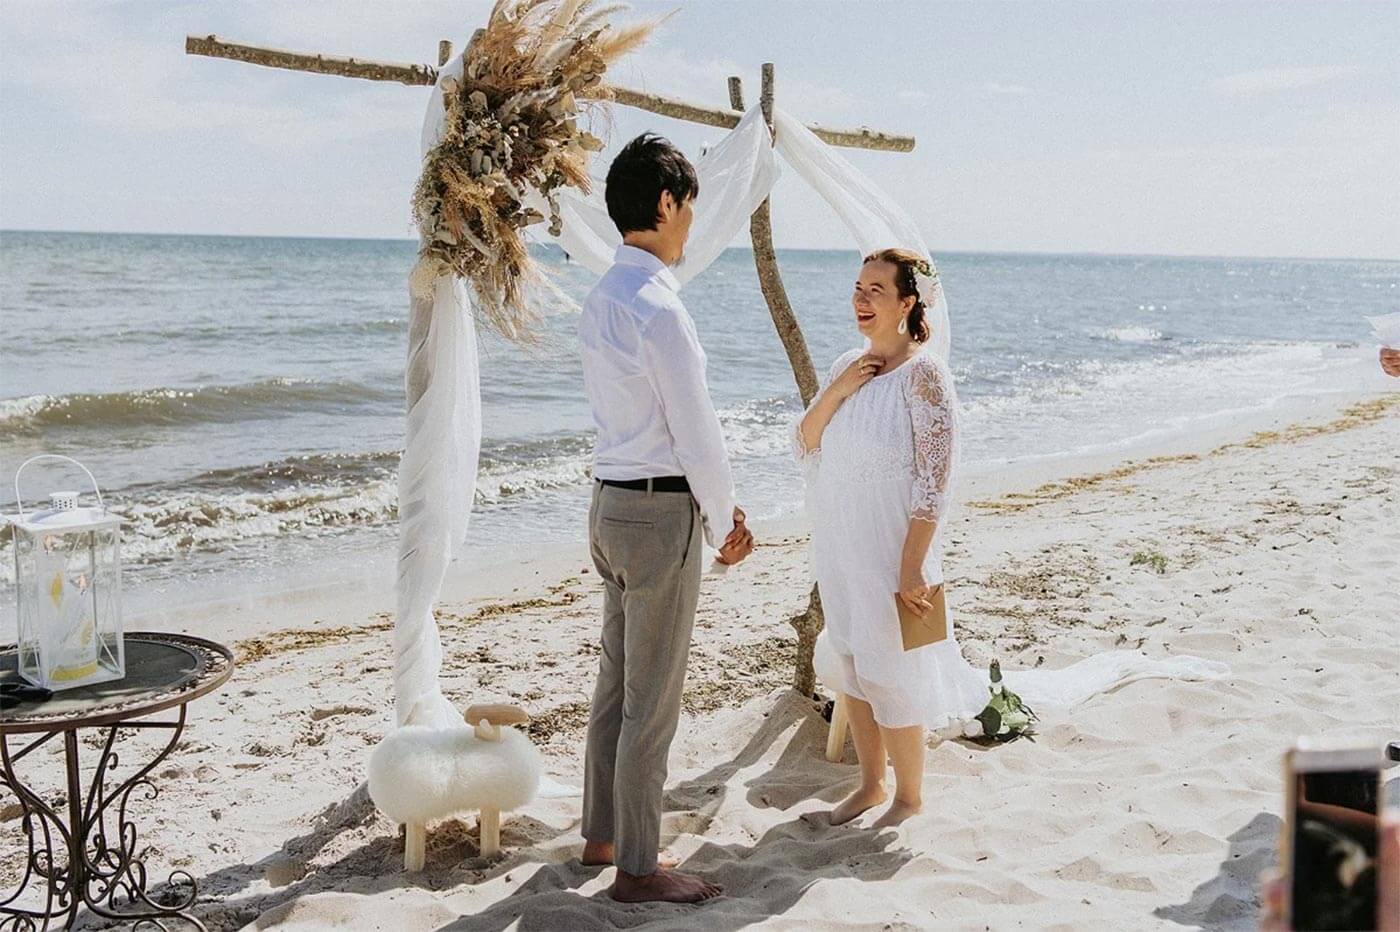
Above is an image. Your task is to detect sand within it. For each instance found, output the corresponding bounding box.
[2,393,1396,931]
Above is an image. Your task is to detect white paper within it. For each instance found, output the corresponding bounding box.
[1366,312,1400,348]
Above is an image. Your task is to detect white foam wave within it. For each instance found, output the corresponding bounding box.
[1098,326,1164,343]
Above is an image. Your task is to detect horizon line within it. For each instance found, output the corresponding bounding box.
[2,227,1397,265]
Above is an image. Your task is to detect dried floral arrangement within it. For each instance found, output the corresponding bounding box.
[411,0,657,341]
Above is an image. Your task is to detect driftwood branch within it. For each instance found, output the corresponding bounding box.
[185,34,436,86]
[732,68,826,698]
[745,65,820,408]
[605,85,914,152]
[184,34,916,152]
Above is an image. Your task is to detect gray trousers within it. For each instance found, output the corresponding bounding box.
[581,480,703,876]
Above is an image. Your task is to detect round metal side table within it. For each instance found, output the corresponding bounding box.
[1,632,234,931]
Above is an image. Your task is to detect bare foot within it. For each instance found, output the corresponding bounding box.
[830,783,887,826]
[580,840,679,869]
[871,798,922,829]
[609,868,722,903]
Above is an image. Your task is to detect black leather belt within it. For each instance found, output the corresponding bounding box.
[598,475,691,493]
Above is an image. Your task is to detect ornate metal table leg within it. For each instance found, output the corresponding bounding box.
[1,709,206,931]
[1,729,73,932]
[77,707,204,930]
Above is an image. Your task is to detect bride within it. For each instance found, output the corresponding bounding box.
[793,248,987,828]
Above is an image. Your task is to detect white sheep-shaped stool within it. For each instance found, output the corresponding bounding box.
[368,703,541,870]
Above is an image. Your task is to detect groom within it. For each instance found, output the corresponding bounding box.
[577,133,754,903]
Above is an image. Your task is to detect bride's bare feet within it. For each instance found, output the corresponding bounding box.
[580,840,680,869]
[830,783,887,825]
[871,798,922,829]
[609,868,722,903]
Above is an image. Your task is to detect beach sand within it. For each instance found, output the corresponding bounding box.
[3,393,1396,930]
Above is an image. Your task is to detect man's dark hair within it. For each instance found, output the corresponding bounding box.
[604,133,699,235]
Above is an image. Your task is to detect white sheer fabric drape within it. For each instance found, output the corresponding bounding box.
[394,51,482,729]
[545,105,780,284]
[392,58,778,729]
[771,108,949,363]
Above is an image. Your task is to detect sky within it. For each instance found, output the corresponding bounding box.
[1,1,1397,259]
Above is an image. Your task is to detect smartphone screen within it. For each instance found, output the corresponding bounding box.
[1290,768,1380,931]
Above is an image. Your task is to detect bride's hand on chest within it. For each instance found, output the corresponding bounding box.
[829,353,884,401]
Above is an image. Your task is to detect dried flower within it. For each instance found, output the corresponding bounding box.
[412,0,659,343]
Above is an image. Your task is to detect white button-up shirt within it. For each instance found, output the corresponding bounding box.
[579,245,737,548]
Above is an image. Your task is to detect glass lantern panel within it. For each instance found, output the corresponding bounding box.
[14,531,41,684]
[18,527,124,690]
[91,527,124,679]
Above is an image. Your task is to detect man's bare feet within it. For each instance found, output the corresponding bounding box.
[580,840,679,869]
[609,867,722,903]
[830,783,887,825]
[871,798,922,829]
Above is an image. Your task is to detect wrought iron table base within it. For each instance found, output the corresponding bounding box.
[1,707,204,931]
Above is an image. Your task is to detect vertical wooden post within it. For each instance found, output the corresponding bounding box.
[479,808,501,858]
[404,821,426,871]
[825,695,850,762]
[746,65,819,405]
[730,68,825,699]
[437,40,453,66]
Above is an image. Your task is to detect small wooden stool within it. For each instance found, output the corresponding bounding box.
[371,703,539,872]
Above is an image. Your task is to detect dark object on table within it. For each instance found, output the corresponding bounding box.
[0,682,53,710]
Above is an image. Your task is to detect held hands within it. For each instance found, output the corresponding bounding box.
[715,506,754,565]
[830,353,884,400]
[897,565,937,616]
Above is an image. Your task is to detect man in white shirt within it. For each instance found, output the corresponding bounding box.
[577,133,753,904]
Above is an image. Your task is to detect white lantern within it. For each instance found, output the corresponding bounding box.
[4,455,124,691]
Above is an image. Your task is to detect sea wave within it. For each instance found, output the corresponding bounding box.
[0,379,398,434]
[1097,326,1165,343]
[0,393,812,579]
[4,316,407,351]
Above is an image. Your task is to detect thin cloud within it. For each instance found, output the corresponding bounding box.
[1209,65,1360,96]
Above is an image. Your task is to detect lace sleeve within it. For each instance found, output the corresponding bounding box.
[907,353,957,524]
[791,348,861,470]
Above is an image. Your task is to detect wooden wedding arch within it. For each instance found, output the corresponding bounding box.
[185,31,917,697]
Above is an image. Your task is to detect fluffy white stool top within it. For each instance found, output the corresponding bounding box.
[368,724,541,826]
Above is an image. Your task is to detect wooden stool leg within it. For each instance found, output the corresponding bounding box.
[825,695,850,762]
[405,821,426,871]
[479,807,501,858]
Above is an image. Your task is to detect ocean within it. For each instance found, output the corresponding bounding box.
[1,230,1394,611]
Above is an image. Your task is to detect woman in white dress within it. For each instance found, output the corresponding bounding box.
[794,248,987,828]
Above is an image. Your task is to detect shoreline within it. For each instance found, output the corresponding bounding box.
[126,382,1394,646]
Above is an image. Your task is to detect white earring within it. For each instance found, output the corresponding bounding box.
[897,317,908,335]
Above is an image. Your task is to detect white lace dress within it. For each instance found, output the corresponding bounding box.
[793,345,988,730]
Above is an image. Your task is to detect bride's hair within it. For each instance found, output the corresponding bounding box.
[862,248,931,343]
